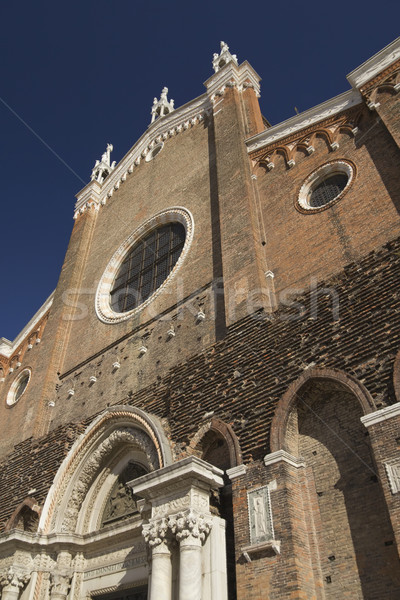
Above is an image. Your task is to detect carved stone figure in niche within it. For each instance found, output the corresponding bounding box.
[248,486,273,544]
[101,462,147,527]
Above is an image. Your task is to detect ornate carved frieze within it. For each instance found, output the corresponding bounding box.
[60,428,158,533]
[358,62,400,110]
[250,106,362,170]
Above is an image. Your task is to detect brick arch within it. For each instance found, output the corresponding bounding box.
[5,497,41,532]
[189,417,242,469]
[270,367,375,453]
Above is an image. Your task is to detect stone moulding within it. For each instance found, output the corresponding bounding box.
[95,207,194,324]
[296,159,356,213]
[347,37,400,89]
[361,402,400,427]
[263,450,306,469]
[39,406,172,534]
[246,89,361,153]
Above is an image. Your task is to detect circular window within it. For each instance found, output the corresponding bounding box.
[96,207,194,323]
[145,143,164,162]
[297,160,355,213]
[7,369,31,406]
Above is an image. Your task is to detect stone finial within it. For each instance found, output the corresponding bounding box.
[212,41,238,73]
[90,143,116,183]
[151,87,175,123]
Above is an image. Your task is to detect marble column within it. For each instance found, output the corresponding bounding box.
[170,510,212,600]
[0,568,30,600]
[143,517,172,600]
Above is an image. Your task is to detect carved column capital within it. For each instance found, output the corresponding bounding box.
[169,509,212,545]
[142,517,169,548]
[0,568,30,590]
[49,573,71,599]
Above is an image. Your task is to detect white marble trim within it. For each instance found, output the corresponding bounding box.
[361,403,400,427]
[263,450,306,468]
[347,37,400,89]
[246,89,361,153]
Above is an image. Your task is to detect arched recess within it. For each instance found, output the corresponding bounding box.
[40,405,172,535]
[5,497,41,532]
[189,418,241,600]
[270,368,400,598]
[189,417,242,470]
[270,367,375,453]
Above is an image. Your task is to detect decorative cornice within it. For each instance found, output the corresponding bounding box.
[0,292,54,359]
[347,37,400,89]
[74,94,211,218]
[263,450,305,469]
[361,403,400,427]
[226,464,247,480]
[246,89,361,153]
[131,456,224,500]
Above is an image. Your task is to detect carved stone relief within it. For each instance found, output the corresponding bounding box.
[101,463,147,527]
[60,428,157,533]
[385,459,400,494]
[248,486,274,544]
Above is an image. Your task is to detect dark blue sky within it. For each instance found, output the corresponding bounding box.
[1,0,398,341]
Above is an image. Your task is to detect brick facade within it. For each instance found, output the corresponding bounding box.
[1,39,400,600]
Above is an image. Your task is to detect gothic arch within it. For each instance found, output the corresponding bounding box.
[270,367,375,453]
[269,368,399,597]
[189,417,242,469]
[4,497,41,532]
[39,405,172,535]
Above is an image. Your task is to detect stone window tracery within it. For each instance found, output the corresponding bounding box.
[96,208,194,324]
[296,160,355,213]
[110,223,185,314]
[6,368,31,406]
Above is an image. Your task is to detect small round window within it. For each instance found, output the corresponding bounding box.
[96,207,194,323]
[297,160,355,213]
[145,143,164,162]
[7,369,31,406]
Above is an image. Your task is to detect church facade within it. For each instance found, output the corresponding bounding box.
[1,38,400,600]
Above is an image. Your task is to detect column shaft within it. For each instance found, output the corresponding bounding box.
[178,539,202,600]
[150,541,172,600]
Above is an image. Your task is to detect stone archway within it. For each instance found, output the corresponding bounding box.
[272,372,400,599]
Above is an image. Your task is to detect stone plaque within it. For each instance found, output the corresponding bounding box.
[248,486,274,544]
[385,460,400,494]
